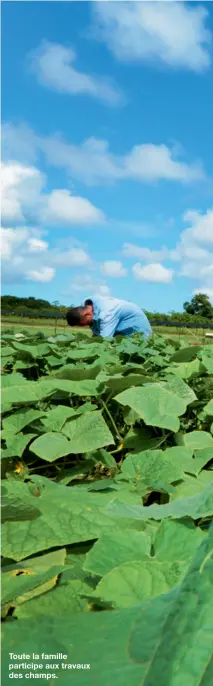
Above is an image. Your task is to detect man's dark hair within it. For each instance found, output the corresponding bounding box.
[66,306,86,326]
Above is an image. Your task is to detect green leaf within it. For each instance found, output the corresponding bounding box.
[46,354,65,368]
[107,481,213,521]
[115,385,186,432]
[1,478,142,560]
[183,431,213,450]
[1,379,56,411]
[171,471,213,500]
[123,428,163,452]
[1,378,99,412]
[58,461,95,485]
[165,358,202,381]
[30,433,72,462]
[40,405,76,432]
[55,363,101,380]
[2,565,63,606]
[153,519,206,562]
[104,374,155,396]
[2,408,47,435]
[14,579,91,618]
[121,448,193,485]
[163,376,197,405]
[170,346,201,363]
[129,524,213,686]
[53,378,100,396]
[2,528,212,685]
[89,448,118,470]
[203,399,213,417]
[1,372,28,387]
[1,484,41,523]
[62,411,114,453]
[1,345,15,357]
[189,447,213,476]
[2,548,66,573]
[12,341,51,358]
[1,432,37,459]
[84,530,151,576]
[2,607,144,685]
[92,558,187,608]
[66,347,99,360]
[201,354,213,374]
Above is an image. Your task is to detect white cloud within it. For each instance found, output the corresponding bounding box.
[1,227,29,261]
[2,123,205,187]
[25,267,55,283]
[29,41,122,106]
[176,210,213,284]
[1,222,92,286]
[1,225,92,285]
[53,247,90,268]
[41,137,204,186]
[182,209,213,244]
[1,162,44,223]
[101,260,127,277]
[132,262,174,284]
[123,243,169,261]
[124,144,203,184]
[1,161,105,226]
[93,1,211,72]
[27,238,48,253]
[200,264,213,278]
[126,208,213,295]
[69,273,111,296]
[42,189,105,226]
[1,226,54,284]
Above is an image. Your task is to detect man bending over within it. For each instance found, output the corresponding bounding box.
[66,295,152,339]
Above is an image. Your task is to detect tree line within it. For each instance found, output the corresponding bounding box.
[1,293,213,326]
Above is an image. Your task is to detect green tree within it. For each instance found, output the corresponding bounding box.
[183,293,213,319]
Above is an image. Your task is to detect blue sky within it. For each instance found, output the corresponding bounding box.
[2,1,213,312]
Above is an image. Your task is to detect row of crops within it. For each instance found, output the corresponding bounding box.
[1,329,213,684]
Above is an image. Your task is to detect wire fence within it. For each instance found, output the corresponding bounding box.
[1,310,213,330]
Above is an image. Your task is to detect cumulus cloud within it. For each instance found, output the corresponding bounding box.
[40,137,205,186]
[93,1,211,72]
[132,262,174,284]
[68,273,111,296]
[176,210,213,287]
[101,260,127,277]
[1,162,44,223]
[1,161,105,226]
[1,227,29,261]
[2,123,205,187]
[123,144,203,183]
[29,41,122,106]
[25,267,55,283]
[123,243,170,261]
[1,226,52,284]
[182,209,213,244]
[1,227,91,285]
[126,208,213,295]
[52,247,90,268]
[42,189,104,226]
[27,238,48,253]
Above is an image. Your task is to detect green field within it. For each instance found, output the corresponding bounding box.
[1,315,212,344]
[1,325,213,683]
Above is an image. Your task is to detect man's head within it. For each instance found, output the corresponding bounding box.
[66,304,93,327]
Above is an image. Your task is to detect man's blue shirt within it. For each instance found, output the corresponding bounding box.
[85,295,152,338]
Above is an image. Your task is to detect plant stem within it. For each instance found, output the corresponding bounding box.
[101,399,122,442]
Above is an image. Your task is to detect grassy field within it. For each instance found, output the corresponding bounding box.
[1,316,212,344]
